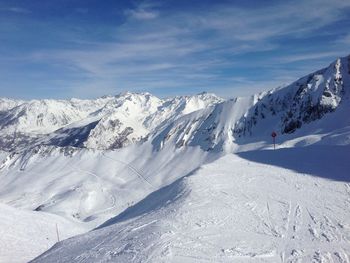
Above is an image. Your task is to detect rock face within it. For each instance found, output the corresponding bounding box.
[234,56,349,136]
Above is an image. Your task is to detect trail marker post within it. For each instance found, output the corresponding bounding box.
[271,131,277,150]
[56,223,60,242]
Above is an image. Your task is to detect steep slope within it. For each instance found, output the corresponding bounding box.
[151,96,255,152]
[83,92,163,149]
[32,145,350,263]
[234,56,350,137]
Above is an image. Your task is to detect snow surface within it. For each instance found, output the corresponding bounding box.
[32,145,350,262]
[0,143,211,228]
[0,203,86,263]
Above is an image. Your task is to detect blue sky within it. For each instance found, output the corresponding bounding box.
[1,0,350,99]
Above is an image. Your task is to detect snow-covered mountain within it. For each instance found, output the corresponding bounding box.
[150,55,350,152]
[1,55,349,153]
[234,56,350,137]
[1,55,350,263]
[0,98,24,112]
[0,92,222,151]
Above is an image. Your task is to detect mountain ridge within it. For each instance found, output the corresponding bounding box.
[1,55,349,153]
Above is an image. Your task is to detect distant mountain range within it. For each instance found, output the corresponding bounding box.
[1,55,349,153]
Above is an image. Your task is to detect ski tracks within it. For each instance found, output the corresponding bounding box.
[280,201,303,262]
[101,153,155,189]
[280,201,350,263]
[67,163,117,218]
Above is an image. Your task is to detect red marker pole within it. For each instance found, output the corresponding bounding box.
[271,131,277,150]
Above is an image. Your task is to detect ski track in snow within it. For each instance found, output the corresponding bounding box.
[101,152,155,189]
[67,163,117,217]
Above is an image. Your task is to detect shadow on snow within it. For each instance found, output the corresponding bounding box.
[95,168,200,230]
[237,144,350,182]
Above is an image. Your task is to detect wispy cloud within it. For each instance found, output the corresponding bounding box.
[2,0,350,99]
[336,34,350,45]
[125,8,158,20]
[274,51,347,64]
[0,7,31,14]
[124,1,159,20]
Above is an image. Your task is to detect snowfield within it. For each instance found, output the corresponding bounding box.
[0,55,350,262]
[32,145,350,262]
[0,203,86,263]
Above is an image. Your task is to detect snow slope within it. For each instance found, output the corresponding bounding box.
[0,142,212,228]
[0,142,214,262]
[0,98,24,112]
[0,203,86,263]
[150,96,256,152]
[32,145,350,262]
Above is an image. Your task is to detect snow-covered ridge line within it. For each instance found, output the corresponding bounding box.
[149,55,350,152]
[0,92,223,151]
[0,55,349,153]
